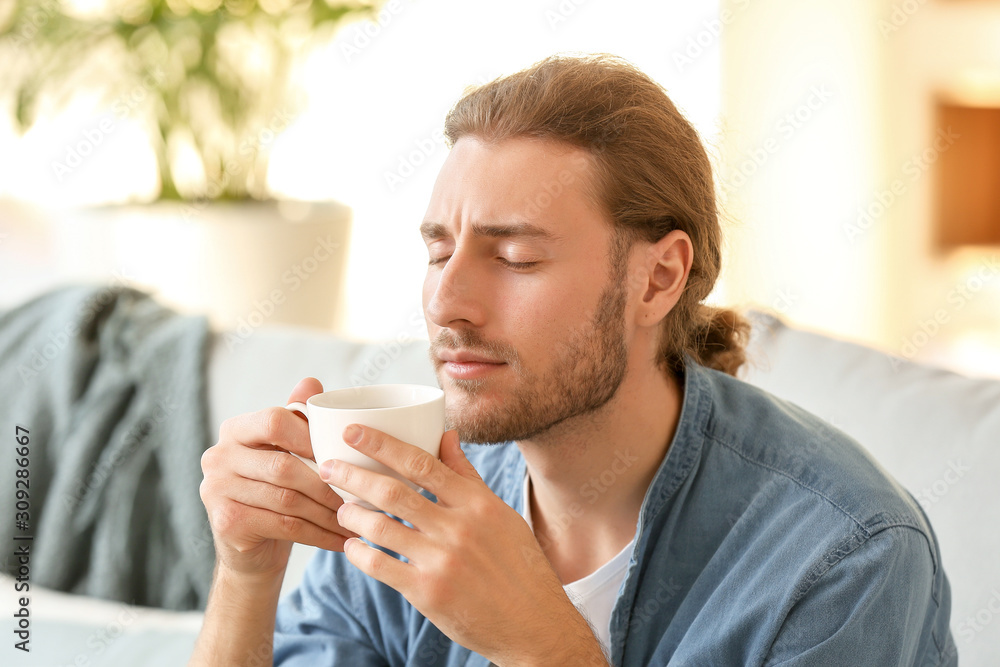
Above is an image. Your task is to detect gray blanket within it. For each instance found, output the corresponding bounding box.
[0,283,215,610]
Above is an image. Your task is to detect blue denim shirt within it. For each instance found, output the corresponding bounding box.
[274,354,957,666]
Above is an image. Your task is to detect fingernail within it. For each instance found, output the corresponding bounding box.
[319,459,335,480]
[343,424,362,445]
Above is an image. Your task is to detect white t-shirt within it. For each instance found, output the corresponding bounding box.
[520,471,634,656]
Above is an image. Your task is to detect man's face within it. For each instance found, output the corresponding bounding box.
[421,136,633,444]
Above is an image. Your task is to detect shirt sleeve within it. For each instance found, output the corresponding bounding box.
[273,546,407,666]
[763,525,955,666]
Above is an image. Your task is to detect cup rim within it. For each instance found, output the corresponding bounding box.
[306,383,444,411]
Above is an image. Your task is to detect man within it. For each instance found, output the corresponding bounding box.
[191,54,956,666]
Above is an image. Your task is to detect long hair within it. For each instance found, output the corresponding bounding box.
[442,53,750,377]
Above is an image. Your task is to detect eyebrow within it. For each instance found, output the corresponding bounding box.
[419,221,561,242]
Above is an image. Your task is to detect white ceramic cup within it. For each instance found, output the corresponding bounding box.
[284,384,445,511]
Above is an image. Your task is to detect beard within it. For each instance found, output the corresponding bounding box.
[429,261,630,444]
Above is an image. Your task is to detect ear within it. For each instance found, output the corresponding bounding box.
[634,229,693,328]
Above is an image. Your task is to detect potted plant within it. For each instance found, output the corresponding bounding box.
[0,0,385,333]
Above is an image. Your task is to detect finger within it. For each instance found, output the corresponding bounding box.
[438,430,482,483]
[219,405,314,460]
[215,499,353,553]
[337,502,428,558]
[226,445,344,510]
[217,472,359,541]
[321,459,438,529]
[283,377,324,461]
[202,443,352,525]
[343,536,415,593]
[342,425,457,500]
[287,376,324,409]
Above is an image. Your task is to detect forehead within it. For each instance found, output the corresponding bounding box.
[422,135,609,236]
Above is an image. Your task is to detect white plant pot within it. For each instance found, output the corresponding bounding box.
[51,200,352,334]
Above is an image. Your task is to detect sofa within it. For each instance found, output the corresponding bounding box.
[2,305,997,666]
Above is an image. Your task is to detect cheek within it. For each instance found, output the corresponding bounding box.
[422,273,436,309]
[422,273,440,333]
[498,278,594,349]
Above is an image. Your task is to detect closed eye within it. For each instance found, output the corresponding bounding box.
[427,255,540,270]
[497,258,539,270]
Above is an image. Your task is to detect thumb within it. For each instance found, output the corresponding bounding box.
[438,430,482,482]
[286,377,324,417]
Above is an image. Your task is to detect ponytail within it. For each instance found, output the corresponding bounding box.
[686,305,752,377]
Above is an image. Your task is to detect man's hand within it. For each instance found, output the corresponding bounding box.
[199,377,358,579]
[192,377,363,666]
[319,425,609,666]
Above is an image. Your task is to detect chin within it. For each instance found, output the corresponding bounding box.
[444,401,510,444]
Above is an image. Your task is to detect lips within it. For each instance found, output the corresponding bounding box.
[436,349,507,380]
[437,350,505,364]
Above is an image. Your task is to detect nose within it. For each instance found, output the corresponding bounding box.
[423,247,487,330]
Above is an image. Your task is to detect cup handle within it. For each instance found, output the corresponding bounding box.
[284,401,320,474]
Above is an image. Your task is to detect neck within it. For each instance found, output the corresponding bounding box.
[517,354,685,582]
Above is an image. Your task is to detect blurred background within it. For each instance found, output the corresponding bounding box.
[1,0,999,378]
